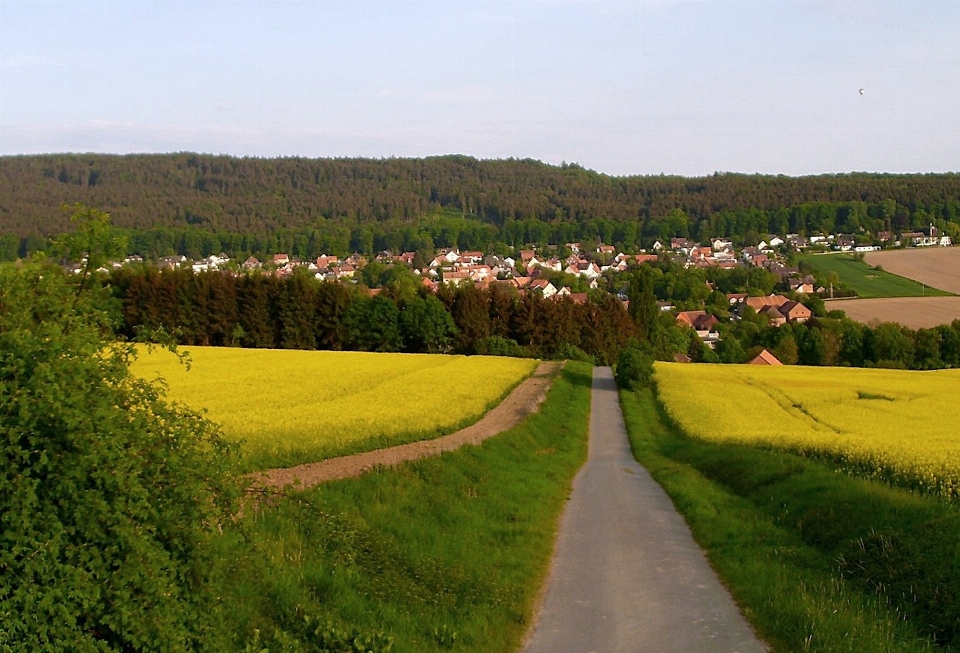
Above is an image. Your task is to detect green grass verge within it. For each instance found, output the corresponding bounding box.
[209,362,593,652]
[800,252,952,298]
[620,386,960,653]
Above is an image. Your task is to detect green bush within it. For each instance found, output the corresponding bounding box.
[0,260,239,650]
[474,335,529,358]
[614,344,654,390]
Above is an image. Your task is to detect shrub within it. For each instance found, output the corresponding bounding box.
[0,260,239,650]
[475,335,529,358]
[615,344,654,390]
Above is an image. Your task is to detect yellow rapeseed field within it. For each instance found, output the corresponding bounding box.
[655,362,960,497]
[131,346,537,469]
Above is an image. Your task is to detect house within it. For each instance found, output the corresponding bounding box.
[758,304,787,327]
[789,280,815,294]
[741,246,763,263]
[676,310,721,348]
[596,244,616,255]
[158,255,187,270]
[242,256,262,271]
[272,253,290,266]
[833,236,855,252]
[333,263,357,279]
[442,269,472,287]
[316,254,339,269]
[577,261,602,279]
[744,294,790,312]
[542,257,563,272]
[906,226,953,247]
[528,279,558,298]
[727,293,748,305]
[780,301,812,323]
[676,310,719,332]
[786,234,810,250]
[748,349,783,366]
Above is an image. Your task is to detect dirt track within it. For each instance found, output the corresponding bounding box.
[248,361,564,491]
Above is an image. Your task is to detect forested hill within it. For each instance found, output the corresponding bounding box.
[2,153,960,257]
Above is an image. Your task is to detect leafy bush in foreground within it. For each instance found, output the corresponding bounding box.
[0,259,239,651]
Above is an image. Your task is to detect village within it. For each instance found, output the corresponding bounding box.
[85,224,952,361]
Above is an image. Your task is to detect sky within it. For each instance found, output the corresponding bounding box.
[1,0,958,177]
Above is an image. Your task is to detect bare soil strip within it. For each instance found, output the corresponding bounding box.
[248,361,564,491]
[864,248,960,294]
[829,296,960,329]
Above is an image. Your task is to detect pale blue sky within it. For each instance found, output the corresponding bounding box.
[1,0,958,176]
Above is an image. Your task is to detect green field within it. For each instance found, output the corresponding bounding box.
[213,362,593,652]
[800,252,952,298]
[131,346,537,470]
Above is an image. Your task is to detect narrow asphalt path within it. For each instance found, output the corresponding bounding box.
[523,367,768,653]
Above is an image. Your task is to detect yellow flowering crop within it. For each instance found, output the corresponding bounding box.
[655,362,960,497]
[131,346,537,470]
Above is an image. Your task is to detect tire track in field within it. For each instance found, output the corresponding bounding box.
[247,361,564,492]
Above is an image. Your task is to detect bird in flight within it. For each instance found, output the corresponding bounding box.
[859,88,865,95]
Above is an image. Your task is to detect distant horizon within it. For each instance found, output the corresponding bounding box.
[3,150,958,180]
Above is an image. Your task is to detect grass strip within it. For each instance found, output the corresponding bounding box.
[209,361,593,652]
[800,252,953,298]
[620,386,960,653]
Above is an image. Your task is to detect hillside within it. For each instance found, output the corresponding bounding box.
[2,155,960,257]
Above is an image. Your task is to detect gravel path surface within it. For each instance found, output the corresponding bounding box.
[523,367,768,653]
[248,361,564,491]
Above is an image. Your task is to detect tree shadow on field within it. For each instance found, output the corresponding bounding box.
[562,364,595,389]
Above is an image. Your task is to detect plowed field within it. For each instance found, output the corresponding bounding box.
[828,247,960,327]
[864,247,960,294]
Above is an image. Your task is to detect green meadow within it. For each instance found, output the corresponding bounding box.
[800,252,952,299]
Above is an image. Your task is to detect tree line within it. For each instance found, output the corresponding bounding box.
[107,256,960,372]
[108,267,637,365]
[4,154,960,260]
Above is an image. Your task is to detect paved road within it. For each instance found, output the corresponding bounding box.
[523,367,768,653]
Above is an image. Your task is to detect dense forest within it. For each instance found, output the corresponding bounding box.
[3,154,960,260]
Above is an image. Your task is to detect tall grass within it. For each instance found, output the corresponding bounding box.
[208,362,593,652]
[620,387,960,653]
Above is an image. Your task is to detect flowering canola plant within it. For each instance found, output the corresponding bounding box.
[131,346,537,469]
[655,362,960,497]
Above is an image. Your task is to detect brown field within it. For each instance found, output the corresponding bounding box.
[864,247,960,294]
[828,296,960,329]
